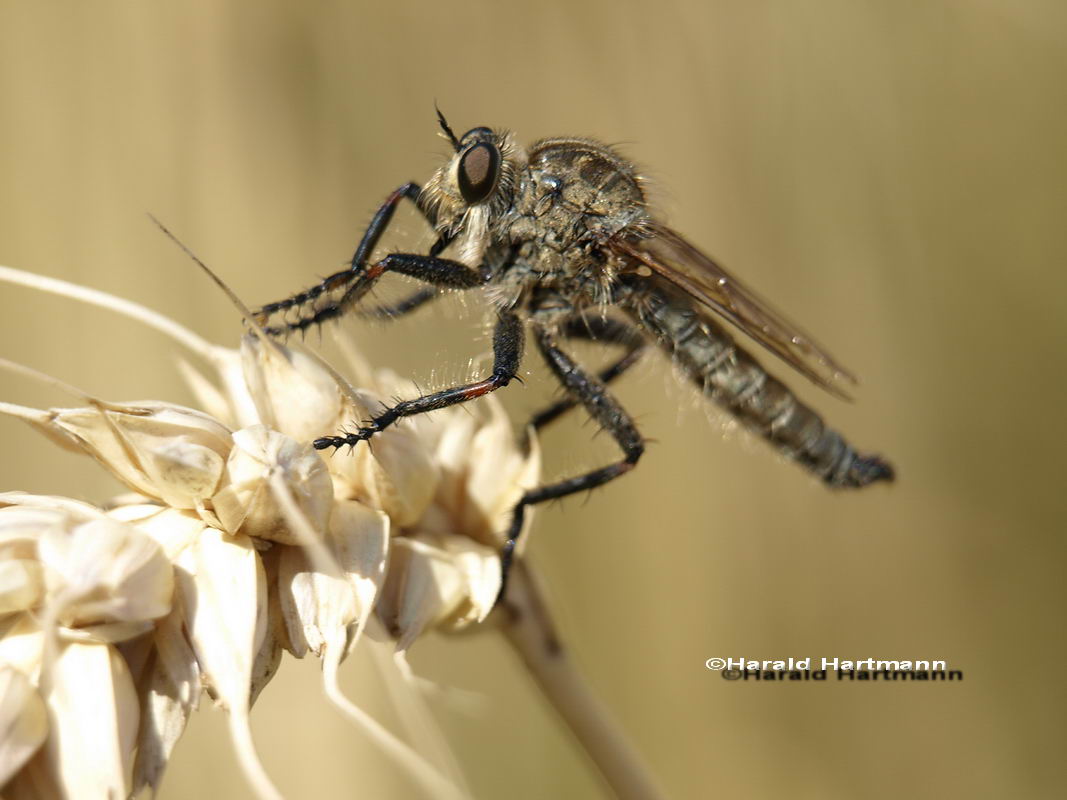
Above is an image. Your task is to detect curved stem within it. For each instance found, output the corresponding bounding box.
[0,264,220,363]
[498,561,667,800]
[228,709,284,800]
[322,648,468,800]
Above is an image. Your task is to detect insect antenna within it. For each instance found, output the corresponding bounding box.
[435,103,461,152]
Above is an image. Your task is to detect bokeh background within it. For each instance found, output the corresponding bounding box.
[1,1,1064,798]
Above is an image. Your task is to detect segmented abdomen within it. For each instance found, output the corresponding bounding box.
[626,285,892,488]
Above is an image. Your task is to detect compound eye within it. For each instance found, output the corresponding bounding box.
[457,142,501,204]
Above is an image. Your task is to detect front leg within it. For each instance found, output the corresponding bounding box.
[313,310,525,450]
[275,251,482,336]
[255,182,460,335]
[255,182,423,324]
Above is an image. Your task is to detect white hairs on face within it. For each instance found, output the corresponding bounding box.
[456,205,490,269]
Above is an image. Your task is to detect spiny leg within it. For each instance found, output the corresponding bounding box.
[314,310,525,450]
[255,182,420,322]
[254,182,455,334]
[270,251,481,336]
[499,322,645,602]
[529,315,646,432]
[353,229,450,320]
[356,286,438,320]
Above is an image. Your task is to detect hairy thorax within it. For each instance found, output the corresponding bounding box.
[497,138,649,306]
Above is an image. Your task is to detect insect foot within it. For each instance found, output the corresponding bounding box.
[313,417,393,450]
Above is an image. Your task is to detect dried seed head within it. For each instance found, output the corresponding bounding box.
[129,608,202,796]
[375,534,502,650]
[0,666,48,786]
[276,499,389,659]
[0,506,56,618]
[212,425,334,545]
[107,504,212,561]
[41,640,140,799]
[8,401,232,510]
[172,526,266,711]
[0,500,147,798]
[368,394,540,642]
[0,559,42,618]
[0,502,174,642]
[426,398,541,549]
[0,614,44,685]
[241,335,343,443]
[327,387,440,526]
[4,268,520,799]
[36,515,174,635]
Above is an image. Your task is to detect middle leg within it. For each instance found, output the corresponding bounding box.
[313,309,525,450]
[499,321,645,599]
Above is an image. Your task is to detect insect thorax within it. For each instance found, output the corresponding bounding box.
[491,138,648,301]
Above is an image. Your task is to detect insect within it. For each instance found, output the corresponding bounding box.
[254,110,894,598]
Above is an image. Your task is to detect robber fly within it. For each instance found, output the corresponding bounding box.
[255,110,894,597]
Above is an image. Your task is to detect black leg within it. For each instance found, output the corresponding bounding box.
[255,182,420,320]
[254,182,458,334]
[356,287,438,320]
[529,315,646,432]
[313,310,525,450]
[272,252,480,336]
[499,323,645,602]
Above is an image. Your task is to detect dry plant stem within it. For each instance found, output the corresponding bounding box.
[500,562,667,800]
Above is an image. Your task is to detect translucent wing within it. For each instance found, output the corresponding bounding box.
[610,223,857,399]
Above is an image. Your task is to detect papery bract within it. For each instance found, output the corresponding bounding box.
[212,425,333,545]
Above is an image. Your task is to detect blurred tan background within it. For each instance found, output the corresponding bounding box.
[1,1,1065,797]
